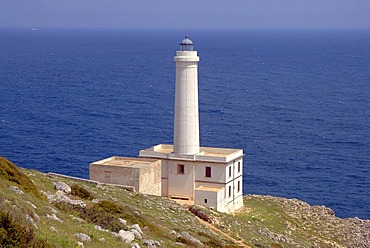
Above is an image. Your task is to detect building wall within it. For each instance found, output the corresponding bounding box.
[89,159,162,196]
[167,160,195,199]
[226,194,244,213]
[195,188,226,212]
[138,160,162,196]
[194,161,227,184]
[90,164,140,190]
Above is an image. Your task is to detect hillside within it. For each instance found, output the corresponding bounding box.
[0,156,369,247]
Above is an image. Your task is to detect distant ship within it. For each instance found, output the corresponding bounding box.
[30,27,39,31]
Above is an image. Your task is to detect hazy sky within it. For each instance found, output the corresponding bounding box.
[1,0,369,29]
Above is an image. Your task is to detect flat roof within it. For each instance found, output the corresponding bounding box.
[139,144,243,163]
[90,156,159,168]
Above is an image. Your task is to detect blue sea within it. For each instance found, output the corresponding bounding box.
[0,28,369,219]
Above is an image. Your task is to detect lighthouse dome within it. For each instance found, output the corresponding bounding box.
[179,35,194,51]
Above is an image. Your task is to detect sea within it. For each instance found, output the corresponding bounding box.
[0,28,369,219]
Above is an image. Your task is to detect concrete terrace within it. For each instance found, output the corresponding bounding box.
[91,156,159,168]
[139,144,243,163]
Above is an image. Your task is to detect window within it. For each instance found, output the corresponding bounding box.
[205,167,212,177]
[237,181,240,192]
[177,164,185,174]
[104,171,111,181]
[228,186,232,197]
[204,199,208,203]
[238,162,241,173]
[229,166,232,177]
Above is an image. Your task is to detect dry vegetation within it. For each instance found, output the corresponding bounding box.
[1,156,369,248]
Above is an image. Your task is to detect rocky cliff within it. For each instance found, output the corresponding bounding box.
[0,156,369,247]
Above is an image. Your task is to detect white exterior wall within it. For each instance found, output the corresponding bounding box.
[195,190,218,209]
[195,188,226,212]
[138,161,162,196]
[194,162,227,183]
[167,160,195,200]
[161,160,169,197]
[173,51,200,155]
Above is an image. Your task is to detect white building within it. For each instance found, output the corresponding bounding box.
[90,36,244,213]
[90,156,161,196]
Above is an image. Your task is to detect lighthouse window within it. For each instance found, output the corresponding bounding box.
[237,181,240,192]
[229,166,232,177]
[177,164,185,174]
[238,162,241,173]
[228,186,232,197]
[205,167,212,177]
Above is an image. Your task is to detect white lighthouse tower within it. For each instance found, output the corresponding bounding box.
[173,36,200,155]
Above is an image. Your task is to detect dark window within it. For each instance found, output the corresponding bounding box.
[237,181,240,192]
[229,166,232,177]
[177,164,185,174]
[205,167,212,177]
[228,186,232,197]
[238,162,241,173]
[104,171,111,181]
[204,199,208,203]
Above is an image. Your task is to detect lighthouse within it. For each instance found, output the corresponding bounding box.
[92,36,245,213]
[173,36,200,155]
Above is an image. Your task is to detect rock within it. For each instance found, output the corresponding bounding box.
[46,206,58,214]
[71,215,84,223]
[75,233,91,243]
[94,225,109,232]
[46,190,86,208]
[77,241,84,247]
[188,205,215,223]
[180,231,203,246]
[26,215,38,229]
[54,182,71,194]
[131,242,141,248]
[119,218,127,226]
[131,229,142,239]
[46,213,63,222]
[99,238,106,242]
[25,201,37,209]
[326,207,335,216]
[143,239,161,247]
[33,213,40,222]
[50,226,58,232]
[9,186,24,195]
[131,223,143,234]
[118,230,135,243]
[173,242,185,246]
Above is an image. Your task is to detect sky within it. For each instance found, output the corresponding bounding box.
[0,0,369,29]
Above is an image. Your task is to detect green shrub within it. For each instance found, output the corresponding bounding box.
[71,184,93,200]
[0,156,44,200]
[0,210,52,248]
[55,200,170,238]
[54,201,125,232]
